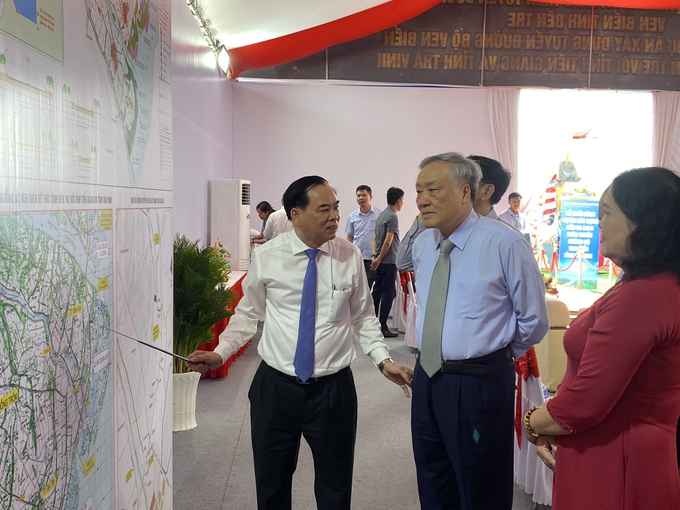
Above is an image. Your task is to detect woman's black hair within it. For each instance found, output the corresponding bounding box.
[256,201,274,214]
[611,167,680,281]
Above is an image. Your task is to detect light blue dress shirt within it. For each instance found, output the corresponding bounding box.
[412,209,548,360]
[498,208,526,232]
[345,206,381,260]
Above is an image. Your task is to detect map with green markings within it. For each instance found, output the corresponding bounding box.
[0,211,114,509]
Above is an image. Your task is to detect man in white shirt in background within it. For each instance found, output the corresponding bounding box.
[262,197,293,241]
[346,184,381,291]
[187,175,413,510]
[498,191,526,231]
[469,155,512,221]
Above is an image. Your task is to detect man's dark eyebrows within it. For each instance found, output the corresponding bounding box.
[316,200,340,210]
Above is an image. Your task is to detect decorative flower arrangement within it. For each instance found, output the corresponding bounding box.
[212,237,232,277]
[543,274,559,295]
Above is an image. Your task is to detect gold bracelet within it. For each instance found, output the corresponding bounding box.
[524,406,540,438]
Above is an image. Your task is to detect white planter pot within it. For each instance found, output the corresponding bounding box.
[173,371,201,431]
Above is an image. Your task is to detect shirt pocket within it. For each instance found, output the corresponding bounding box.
[451,282,487,319]
[327,287,352,323]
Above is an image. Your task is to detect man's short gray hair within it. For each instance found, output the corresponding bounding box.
[419,152,482,200]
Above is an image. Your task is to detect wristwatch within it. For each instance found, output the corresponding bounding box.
[378,358,393,373]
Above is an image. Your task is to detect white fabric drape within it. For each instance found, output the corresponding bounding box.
[514,375,554,506]
[652,91,680,171]
[487,88,521,180]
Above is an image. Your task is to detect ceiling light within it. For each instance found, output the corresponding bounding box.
[217,46,230,76]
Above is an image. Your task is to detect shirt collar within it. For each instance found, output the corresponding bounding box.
[289,229,331,256]
[433,209,478,251]
[358,206,374,216]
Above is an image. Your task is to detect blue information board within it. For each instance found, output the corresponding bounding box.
[558,199,600,290]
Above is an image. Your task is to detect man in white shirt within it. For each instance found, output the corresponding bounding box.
[498,192,526,231]
[262,199,293,240]
[345,184,381,290]
[187,175,413,510]
[469,155,511,221]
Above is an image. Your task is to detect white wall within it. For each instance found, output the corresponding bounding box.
[232,81,497,234]
[172,0,234,244]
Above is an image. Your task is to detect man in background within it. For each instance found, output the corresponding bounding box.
[469,155,512,221]
[499,192,526,231]
[396,215,425,273]
[371,187,404,337]
[346,185,381,290]
[411,153,548,510]
[187,176,413,510]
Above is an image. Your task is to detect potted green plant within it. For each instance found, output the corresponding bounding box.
[173,234,235,430]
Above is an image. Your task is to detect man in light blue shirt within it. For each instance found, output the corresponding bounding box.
[346,185,381,290]
[411,153,549,510]
[499,191,527,231]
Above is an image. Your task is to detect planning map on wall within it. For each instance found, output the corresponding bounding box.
[0,0,173,509]
[114,207,173,510]
[0,210,114,509]
[84,0,160,187]
[0,0,64,63]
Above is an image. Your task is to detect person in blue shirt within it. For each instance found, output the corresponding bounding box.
[345,185,381,290]
[410,152,549,510]
[499,191,526,231]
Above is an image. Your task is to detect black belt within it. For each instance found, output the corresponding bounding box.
[263,361,350,385]
[416,346,511,376]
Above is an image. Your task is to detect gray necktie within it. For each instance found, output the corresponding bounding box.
[420,239,455,377]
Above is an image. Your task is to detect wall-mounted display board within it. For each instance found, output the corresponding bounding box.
[244,2,680,90]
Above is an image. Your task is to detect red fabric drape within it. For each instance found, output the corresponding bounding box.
[514,347,541,447]
[228,0,441,78]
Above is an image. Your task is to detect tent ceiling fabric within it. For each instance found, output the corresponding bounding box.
[197,0,680,78]
[221,0,441,77]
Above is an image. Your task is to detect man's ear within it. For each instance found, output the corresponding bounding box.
[461,183,472,203]
[290,207,301,225]
[483,183,495,200]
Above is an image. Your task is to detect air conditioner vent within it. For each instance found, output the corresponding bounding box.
[241,183,251,205]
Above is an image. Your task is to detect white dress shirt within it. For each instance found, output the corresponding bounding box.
[215,230,390,377]
[262,208,293,240]
[412,209,548,360]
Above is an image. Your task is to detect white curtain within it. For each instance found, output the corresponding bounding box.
[487,88,521,180]
[652,91,680,171]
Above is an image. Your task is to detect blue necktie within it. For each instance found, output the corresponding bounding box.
[294,248,320,382]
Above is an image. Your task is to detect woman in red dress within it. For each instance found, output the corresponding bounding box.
[524,167,680,509]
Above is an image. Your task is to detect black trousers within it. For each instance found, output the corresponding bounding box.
[363,259,376,292]
[411,354,515,510]
[249,361,357,510]
[372,262,397,331]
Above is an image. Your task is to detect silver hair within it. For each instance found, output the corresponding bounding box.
[419,152,482,199]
